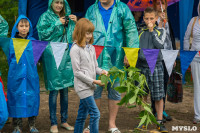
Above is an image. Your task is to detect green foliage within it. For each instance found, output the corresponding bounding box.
[0,0,18,36]
[99,66,157,128]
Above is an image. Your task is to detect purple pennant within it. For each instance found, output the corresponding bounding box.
[31,40,48,65]
[142,49,160,74]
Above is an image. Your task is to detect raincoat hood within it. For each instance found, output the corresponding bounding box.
[11,15,33,38]
[48,0,71,16]
[95,0,119,4]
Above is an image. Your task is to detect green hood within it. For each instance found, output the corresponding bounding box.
[48,0,71,16]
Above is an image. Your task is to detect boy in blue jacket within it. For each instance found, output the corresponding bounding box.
[7,15,40,133]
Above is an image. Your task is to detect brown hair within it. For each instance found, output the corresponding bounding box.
[73,18,95,47]
[144,7,157,16]
[18,19,29,25]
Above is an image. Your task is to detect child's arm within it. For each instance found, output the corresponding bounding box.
[151,28,166,49]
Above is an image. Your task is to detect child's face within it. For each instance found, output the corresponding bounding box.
[156,1,166,12]
[52,0,64,14]
[85,32,93,44]
[143,12,158,27]
[17,21,30,36]
[99,0,114,5]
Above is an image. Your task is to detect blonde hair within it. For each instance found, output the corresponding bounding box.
[73,18,95,47]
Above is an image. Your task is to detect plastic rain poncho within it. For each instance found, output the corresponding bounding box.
[85,0,139,71]
[7,15,40,118]
[36,0,74,91]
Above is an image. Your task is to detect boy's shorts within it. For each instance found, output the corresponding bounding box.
[94,82,121,101]
[139,62,165,101]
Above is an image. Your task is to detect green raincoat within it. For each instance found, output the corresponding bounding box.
[0,15,8,76]
[0,15,8,37]
[85,0,139,71]
[37,0,75,91]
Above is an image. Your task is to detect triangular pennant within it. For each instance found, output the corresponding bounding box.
[180,50,197,83]
[161,50,179,76]
[123,47,140,67]
[12,38,30,63]
[142,49,160,74]
[50,42,67,69]
[32,40,48,65]
[0,37,10,58]
[93,45,104,59]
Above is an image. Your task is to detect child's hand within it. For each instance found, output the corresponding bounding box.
[60,17,66,25]
[93,80,105,86]
[101,70,108,76]
[124,56,130,66]
[148,22,154,32]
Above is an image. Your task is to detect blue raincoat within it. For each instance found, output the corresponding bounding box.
[85,0,139,71]
[0,83,8,129]
[7,15,40,118]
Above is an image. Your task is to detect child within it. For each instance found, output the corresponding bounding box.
[152,0,176,121]
[37,0,77,131]
[70,18,108,133]
[7,15,40,133]
[136,7,168,132]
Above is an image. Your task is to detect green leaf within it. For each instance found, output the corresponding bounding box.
[117,95,127,105]
[99,75,109,89]
[127,105,137,108]
[138,115,147,127]
[144,105,153,115]
[114,86,127,93]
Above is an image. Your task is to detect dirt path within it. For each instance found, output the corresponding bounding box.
[2,86,200,133]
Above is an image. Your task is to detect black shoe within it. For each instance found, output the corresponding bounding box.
[163,111,172,121]
[157,121,168,133]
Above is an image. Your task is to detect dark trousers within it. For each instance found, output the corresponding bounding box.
[151,61,169,115]
[13,116,36,128]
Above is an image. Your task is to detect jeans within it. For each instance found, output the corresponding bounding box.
[191,61,200,120]
[49,88,68,126]
[74,96,100,133]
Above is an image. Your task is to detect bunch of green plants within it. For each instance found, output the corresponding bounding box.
[99,66,157,128]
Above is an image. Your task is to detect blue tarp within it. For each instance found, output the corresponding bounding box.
[179,0,194,50]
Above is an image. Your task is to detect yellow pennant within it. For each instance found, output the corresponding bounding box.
[123,47,140,67]
[12,38,30,63]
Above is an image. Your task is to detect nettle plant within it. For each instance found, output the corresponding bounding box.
[99,66,157,128]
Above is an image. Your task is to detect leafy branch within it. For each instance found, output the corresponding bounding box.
[99,66,157,128]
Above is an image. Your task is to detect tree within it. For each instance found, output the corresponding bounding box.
[0,0,18,36]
